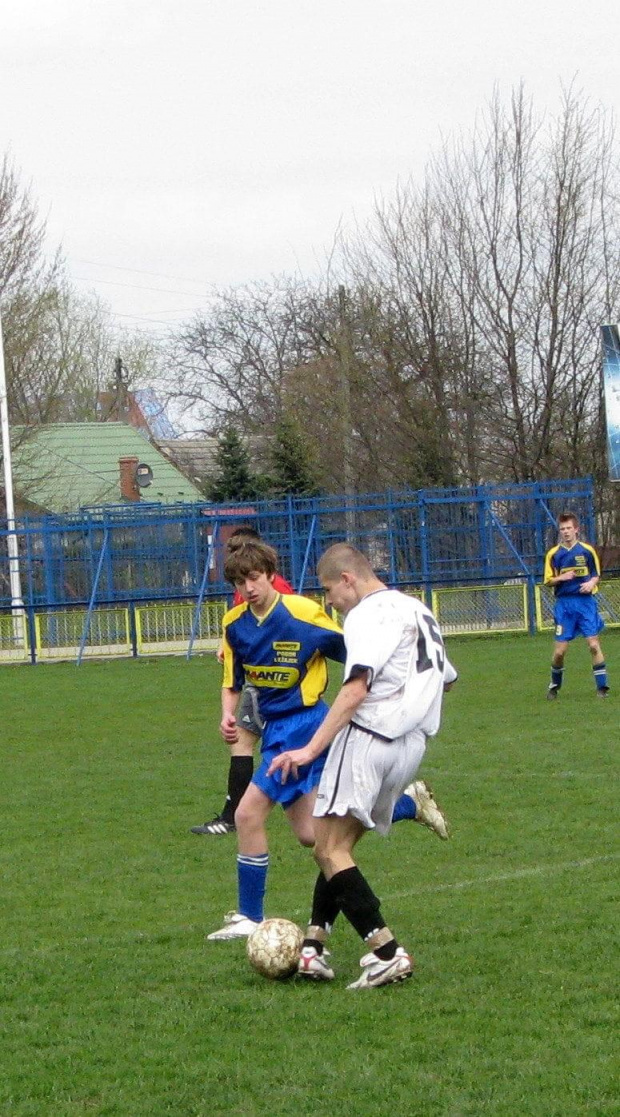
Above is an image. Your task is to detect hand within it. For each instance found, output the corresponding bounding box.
[220,714,239,743]
[267,745,315,783]
[579,579,594,594]
[216,643,225,665]
[560,570,575,581]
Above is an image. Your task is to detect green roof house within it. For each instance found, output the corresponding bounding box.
[11,422,203,513]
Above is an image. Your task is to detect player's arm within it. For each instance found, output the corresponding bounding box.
[444,657,458,691]
[220,686,241,742]
[267,672,369,782]
[282,597,346,662]
[579,546,601,594]
[220,624,243,742]
[544,548,574,584]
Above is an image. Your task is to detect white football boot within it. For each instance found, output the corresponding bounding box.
[404,780,449,840]
[206,911,260,941]
[297,946,335,981]
[347,946,413,990]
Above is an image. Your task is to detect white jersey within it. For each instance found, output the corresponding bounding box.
[343,589,456,740]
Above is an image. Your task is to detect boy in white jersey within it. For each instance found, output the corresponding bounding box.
[269,544,456,989]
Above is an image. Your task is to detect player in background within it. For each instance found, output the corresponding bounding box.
[191,527,294,835]
[544,513,609,700]
[269,544,457,989]
[207,542,449,942]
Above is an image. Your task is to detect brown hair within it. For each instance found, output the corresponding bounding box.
[317,543,374,582]
[558,512,579,528]
[224,541,277,584]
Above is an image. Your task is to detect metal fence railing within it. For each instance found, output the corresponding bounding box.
[1,575,617,665]
[0,478,595,611]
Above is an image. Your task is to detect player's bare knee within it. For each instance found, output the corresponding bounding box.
[234,799,256,833]
[312,840,331,875]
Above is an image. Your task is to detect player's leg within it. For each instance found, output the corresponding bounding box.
[586,635,609,695]
[391,781,449,838]
[191,686,262,835]
[206,783,274,940]
[314,815,413,989]
[296,812,364,981]
[547,638,569,700]
[284,787,318,848]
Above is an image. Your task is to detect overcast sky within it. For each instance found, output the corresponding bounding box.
[1,0,619,339]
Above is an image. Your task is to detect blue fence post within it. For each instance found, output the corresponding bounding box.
[584,477,596,543]
[297,515,317,593]
[77,528,109,666]
[187,521,219,659]
[287,495,297,588]
[526,576,537,635]
[27,605,37,665]
[42,523,56,607]
[387,495,397,587]
[487,509,536,635]
[128,602,138,658]
[419,495,432,607]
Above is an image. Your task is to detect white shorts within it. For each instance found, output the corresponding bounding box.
[313,722,426,836]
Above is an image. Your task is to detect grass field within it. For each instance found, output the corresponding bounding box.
[1,633,618,1116]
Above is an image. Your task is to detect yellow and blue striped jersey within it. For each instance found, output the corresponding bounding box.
[543,542,600,597]
[222,594,346,718]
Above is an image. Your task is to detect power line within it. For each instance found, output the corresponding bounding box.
[72,256,213,288]
[109,311,197,322]
[72,274,211,298]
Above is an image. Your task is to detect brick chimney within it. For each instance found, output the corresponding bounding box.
[119,456,140,502]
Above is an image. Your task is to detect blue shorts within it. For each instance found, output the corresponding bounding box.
[553,595,604,641]
[252,702,329,809]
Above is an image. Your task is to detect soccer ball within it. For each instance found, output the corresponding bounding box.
[246,918,304,980]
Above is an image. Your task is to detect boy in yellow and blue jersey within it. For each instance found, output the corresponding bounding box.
[544,513,609,700]
[207,540,347,940]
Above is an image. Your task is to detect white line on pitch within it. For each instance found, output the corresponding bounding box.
[385,852,620,901]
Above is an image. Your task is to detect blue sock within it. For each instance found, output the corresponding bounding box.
[550,666,563,689]
[238,853,268,922]
[593,662,608,690]
[391,793,417,823]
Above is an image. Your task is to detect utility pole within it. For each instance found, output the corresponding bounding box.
[338,286,356,535]
[0,308,25,647]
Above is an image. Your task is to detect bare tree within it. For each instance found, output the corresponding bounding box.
[166,279,319,433]
[162,86,620,514]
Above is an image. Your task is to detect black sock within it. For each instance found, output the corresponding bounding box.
[330,866,386,941]
[375,940,398,960]
[310,873,340,932]
[222,756,253,821]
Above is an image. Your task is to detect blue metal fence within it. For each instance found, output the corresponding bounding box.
[0,478,595,612]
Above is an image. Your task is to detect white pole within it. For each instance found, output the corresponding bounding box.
[0,308,25,648]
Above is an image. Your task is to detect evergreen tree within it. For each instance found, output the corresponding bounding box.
[270,415,321,496]
[208,426,257,501]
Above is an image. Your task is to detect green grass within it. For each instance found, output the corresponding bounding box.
[1,634,618,1116]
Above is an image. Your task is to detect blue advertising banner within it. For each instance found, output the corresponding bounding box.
[602,324,620,482]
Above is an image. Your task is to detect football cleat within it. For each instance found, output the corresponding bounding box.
[596,686,610,698]
[191,815,236,835]
[404,780,449,840]
[297,946,335,981]
[207,912,260,941]
[546,686,559,701]
[347,946,413,990]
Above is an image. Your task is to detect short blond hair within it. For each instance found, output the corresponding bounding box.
[317,543,374,582]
